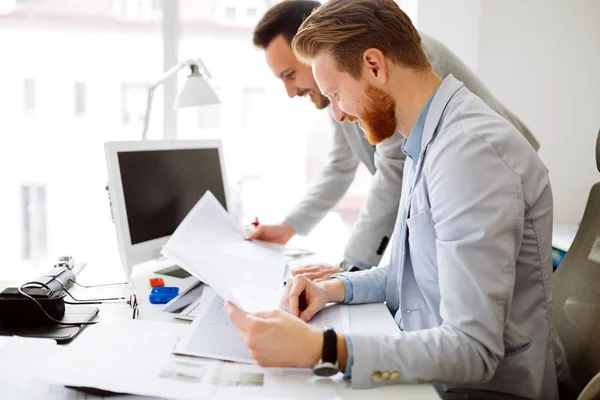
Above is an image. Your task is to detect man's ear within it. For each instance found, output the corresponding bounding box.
[362,48,388,85]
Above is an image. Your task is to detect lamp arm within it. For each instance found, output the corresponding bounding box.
[141,86,157,140]
[141,58,212,140]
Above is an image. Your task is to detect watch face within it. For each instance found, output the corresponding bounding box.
[313,362,339,377]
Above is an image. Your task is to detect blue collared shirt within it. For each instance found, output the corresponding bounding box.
[332,89,437,379]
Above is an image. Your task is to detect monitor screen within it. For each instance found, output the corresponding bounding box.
[117,148,227,245]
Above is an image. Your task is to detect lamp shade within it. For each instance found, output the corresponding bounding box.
[174,74,220,109]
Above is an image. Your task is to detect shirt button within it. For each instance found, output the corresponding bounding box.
[381,372,391,381]
[371,371,383,381]
[390,372,401,381]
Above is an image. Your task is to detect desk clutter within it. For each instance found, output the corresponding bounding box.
[0,256,100,343]
[149,286,179,304]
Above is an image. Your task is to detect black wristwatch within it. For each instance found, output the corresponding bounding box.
[312,328,340,377]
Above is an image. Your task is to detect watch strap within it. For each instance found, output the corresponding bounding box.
[322,328,338,364]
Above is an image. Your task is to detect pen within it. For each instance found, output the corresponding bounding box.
[244,217,260,237]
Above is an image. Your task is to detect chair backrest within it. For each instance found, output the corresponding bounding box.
[552,129,600,392]
[596,127,600,173]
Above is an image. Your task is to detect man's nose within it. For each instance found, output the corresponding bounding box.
[331,101,347,123]
[284,82,298,98]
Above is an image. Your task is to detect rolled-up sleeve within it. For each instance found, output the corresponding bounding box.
[331,265,388,305]
[331,275,354,304]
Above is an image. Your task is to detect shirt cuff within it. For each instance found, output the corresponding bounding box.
[343,256,373,270]
[283,217,306,236]
[330,275,353,304]
[343,335,354,379]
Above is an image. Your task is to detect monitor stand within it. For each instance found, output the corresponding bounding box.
[154,265,192,279]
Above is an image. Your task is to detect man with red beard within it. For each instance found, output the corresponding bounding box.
[249,1,538,282]
[227,1,575,398]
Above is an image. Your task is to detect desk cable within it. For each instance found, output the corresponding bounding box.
[18,281,98,326]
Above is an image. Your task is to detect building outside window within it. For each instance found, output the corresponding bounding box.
[21,184,47,262]
[23,78,35,114]
[74,81,86,117]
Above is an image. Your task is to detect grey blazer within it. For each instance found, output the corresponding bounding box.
[285,33,539,268]
[336,75,572,398]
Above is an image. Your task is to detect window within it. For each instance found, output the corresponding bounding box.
[0,0,164,279]
[246,7,257,19]
[121,83,147,127]
[198,87,220,130]
[23,78,35,113]
[74,81,86,117]
[112,0,156,21]
[242,87,265,131]
[224,6,236,20]
[21,185,47,261]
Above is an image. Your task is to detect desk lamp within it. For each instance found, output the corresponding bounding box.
[105,58,220,267]
[142,58,220,139]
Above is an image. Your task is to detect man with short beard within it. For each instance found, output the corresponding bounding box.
[227,0,575,398]
[248,1,538,282]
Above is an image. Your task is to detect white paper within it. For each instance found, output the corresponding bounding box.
[0,337,160,399]
[174,287,255,364]
[208,363,341,400]
[162,191,286,312]
[174,287,351,363]
[35,320,216,400]
[3,323,340,400]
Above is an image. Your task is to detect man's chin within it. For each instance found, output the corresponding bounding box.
[364,128,396,146]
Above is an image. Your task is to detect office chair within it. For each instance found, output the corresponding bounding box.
[551,128,600,399]
[444,128,600,400]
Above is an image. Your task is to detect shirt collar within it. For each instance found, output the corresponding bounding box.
[402,89,437,162]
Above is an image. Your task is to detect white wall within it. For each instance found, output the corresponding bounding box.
[418,0,482,73]
[418,0,600,225]
[478,0,600,225]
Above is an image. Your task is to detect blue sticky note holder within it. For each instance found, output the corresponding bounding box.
[149,286,179,304]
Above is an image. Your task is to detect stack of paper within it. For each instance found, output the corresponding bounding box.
[161,191,286,313]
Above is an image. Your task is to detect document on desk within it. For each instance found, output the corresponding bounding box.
[173,286,350,363]
[161,191,286,313]
[3,322,340,400]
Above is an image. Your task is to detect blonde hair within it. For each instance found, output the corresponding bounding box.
[292,0,430,78]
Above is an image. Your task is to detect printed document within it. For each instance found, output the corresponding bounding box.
[161,191,286,313]
[174,286,350,363]
[0,324,340,400]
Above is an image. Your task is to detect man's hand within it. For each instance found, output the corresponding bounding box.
[245,221,297,245]
[224,303,322,368]
[280,275,345,322]
[292,264,341,282]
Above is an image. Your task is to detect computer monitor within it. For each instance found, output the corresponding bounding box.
[105,140,229,278]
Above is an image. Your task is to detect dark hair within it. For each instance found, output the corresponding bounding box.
[253,1,321,48]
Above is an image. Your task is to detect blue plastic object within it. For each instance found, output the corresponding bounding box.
[149,286,179,304]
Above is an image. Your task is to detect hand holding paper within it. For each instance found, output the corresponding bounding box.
[161,191,286,312]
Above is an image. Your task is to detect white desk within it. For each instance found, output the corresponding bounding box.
[0,253,438,399]
[61,258,440,399]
